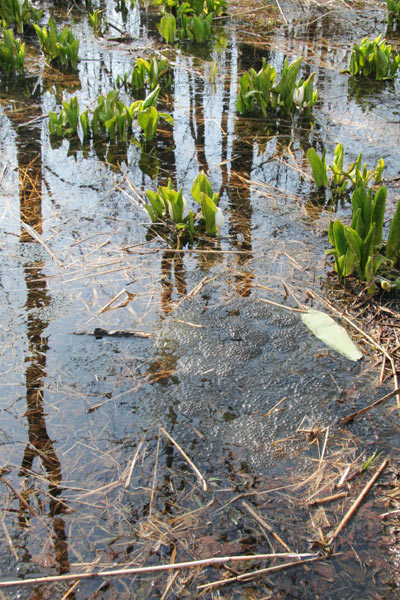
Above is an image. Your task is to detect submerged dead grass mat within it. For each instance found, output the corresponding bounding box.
[1,423,400,599]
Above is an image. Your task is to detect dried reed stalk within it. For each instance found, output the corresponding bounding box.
[328,459,388,544]
[342,387,400,424]
[242,501,291,552]
[197,555,324,591]
[0,553,317,588]
[160,428,207,492]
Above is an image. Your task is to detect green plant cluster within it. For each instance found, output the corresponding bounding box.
[307,144,400,292]
[236,56,318,116]
[88,9,106,37]
[48,86,173,143]
[320,173,400,294]
[34,19,80,71]
[343,34,400,80]
[0,28,24,76]
[145,172,224,243]
[157,0,227,44]
[307,143,384,195]
[327,182,388,292]
[116,55,171,97]
[387,0,400,26]
[0,0,41,34]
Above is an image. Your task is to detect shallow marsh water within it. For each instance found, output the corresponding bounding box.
[1,0,400,597]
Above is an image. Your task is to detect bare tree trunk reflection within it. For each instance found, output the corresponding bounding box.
[5,77,72,588]
[160,250,187,315]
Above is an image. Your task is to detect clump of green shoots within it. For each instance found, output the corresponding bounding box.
[116,55,171,97]
[191,170,223,235]
[325,165,400,294]
[387,0,400,27]
[179,11,212,43]
[145,172,224,244]
[145,178,195,241]
[363,451,383,471]
[327,181,388,292]
[157,13,176,43]
[48,86,173,144]
[157,0,227,44]
[88,9,106,36]
[130,86,173,141]
[307,144,400,293]
[307,143,384,195]
[0,0,42,34]
[236,56,318,117]
[0,29,25,76]
[49,96,80,137]
[343,34,400,80]
[34,19,80,71]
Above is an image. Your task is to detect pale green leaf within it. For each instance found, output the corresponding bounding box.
[301,310,363,361]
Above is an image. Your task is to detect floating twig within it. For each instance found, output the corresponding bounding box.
[197,555,324,591]
[258,297,306,313]
[328,459,388,544]
[98,288,136,314]
[308,492,348,506]
[160,427,207,492]
[125,438,145,489]
[342,387,400,424]
[1,477,39,518]
[0,553,317,588]
[242,501,291,552]
[1,516,18,561]
[150,433,161,516]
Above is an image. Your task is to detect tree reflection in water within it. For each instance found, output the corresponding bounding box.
[5,76,73,592]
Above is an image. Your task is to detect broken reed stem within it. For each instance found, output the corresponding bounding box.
[342,387,400,424]
[0,553,317,588]
[197,555,324,591]
[242,501,291,552]
[172,276,216,312]
[60,580,80,600]
[328,459,388,544]
[1,516,18,561]
[122,246,254,255]
[1,477,39,518]
[125,438,145,488]
[149,433,161,516]
[160,570,179,600]
[98,288,128,314]
[258,297,306,314]
[318,426,329,469]
[308,492,348,506]
[160,427,207,492]
[19,220,61,265]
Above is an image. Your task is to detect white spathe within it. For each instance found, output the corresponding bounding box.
[215,207,224,235]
